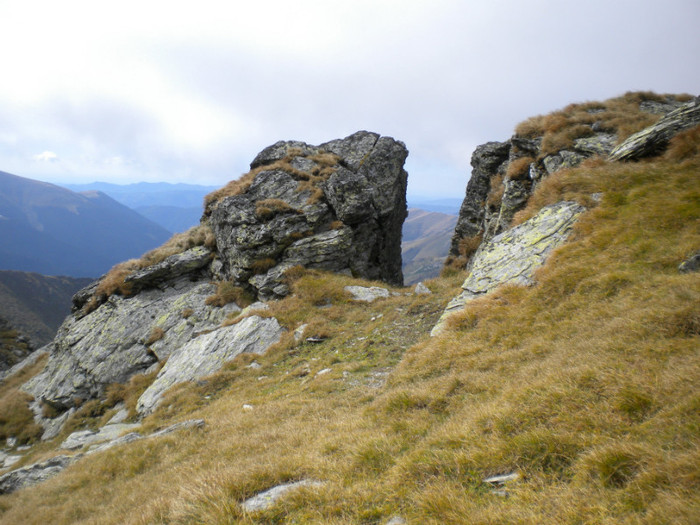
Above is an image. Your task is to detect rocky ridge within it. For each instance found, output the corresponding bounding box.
[19,131,410,440]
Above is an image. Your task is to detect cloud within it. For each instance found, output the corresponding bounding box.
[33,151,58,162]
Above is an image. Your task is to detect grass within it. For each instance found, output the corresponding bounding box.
[0,104,698,524]
[515,91,693,157]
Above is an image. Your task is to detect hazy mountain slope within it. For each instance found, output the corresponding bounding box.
[134,205,203,233]
[0,271,92,347]
[0,171,172,277]
[402,208,457,284]
[61,181,218,209]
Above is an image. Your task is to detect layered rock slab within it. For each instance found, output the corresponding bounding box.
[24,278,239,413]
[433,201,585,335]
[137,315,284,415]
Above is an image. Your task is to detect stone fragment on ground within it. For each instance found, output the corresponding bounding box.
[679,250,700,273]
[344,285,390,302]
[61,423,141,450]
[0,455,79,494]
[241,480,324,512]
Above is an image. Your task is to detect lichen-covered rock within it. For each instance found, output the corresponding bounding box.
[210,131,408,300]
[344,285,390,302]
[23,278,239,412]
[433,201,585,335]
[124,246,213,292]
[136,315,284,415]
[609,96,700,161]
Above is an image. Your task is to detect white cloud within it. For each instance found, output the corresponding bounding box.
[33,151,58,162]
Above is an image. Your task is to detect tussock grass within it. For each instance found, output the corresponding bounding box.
[515,91,693,157]
[0,354,47,445]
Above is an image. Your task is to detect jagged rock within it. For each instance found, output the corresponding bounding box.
[210,131,408,300]
[241,480,324,512]
[573,133,617,156]
[609,97,700,161]
[543,150,586,175]
[344,285,390,302]
[0,347,48,383]
[136,316,284,415]
[433,201,585,335]
[23,278,239,415]
[679,250,700,273]
[0,455,79,494]
[449,141,510,257]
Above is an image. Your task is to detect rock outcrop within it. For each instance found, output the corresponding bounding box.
[448,93,694,262]
[20,131,408,438]
[0,455,77,495]
[609,96,700,161]
[433,201,585,335]
[208,131,408,299]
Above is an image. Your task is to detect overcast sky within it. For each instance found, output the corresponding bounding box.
[0,1,698,198]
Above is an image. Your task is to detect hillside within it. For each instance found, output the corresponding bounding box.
[0,271,92,349]
[0,96,697,524]
[0,172,172,277]
[402,209,457,284]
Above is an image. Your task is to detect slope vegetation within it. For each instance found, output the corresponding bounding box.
[0,102,698,524]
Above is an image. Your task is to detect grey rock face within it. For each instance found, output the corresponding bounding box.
[210,131,408,300]
[433,201,585,335]
[609,97,700,161]
[24,278,239,412]
[449,141,510,257]
[0,455,78,494]
[137,316,284,415]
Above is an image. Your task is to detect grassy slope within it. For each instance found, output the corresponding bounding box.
[0,135,698,524]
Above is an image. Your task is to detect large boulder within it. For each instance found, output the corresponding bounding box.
[433,201,585,335]
[209,131,408,300]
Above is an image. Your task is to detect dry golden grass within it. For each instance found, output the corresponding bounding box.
[1,130,698,523]
[514,91,692,158]
[0,354,47,444]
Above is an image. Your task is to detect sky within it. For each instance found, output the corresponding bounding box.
[0,1,698,199]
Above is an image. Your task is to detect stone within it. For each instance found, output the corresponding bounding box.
[107,405,129,424]
[0,455,79,494]
[60,423,141,450]
[344,285,391,302]
[241,480,324,512]
[2,455,21,469]
[433,201,585,335]
[123,246,213,293]
[136,316,284,415]
[609,97,700,161]
[543,150,586,175]
[483,472,521,485]
[0,348,48,383]
[449,141,511,257]
[573,133,617,156]
[24,279,239,415]
[210,131,408,300]
[386,517,407,525]
[414,282,431,295]
[679,250,700,273]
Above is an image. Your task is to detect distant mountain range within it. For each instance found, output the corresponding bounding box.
[0,171,172,277]
[402,208,457,284]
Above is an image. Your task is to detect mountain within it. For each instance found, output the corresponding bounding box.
[0,95,698,524]
[60,181,218,209]
[61,181,217,233]
[406,197,461,214]
[401,208,457,284]
[0,171,172,277]
[0,271,92,349]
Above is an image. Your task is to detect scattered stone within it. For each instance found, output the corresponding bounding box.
[344,285,391,302]
[241,480,324,512]
[0,455,79,494]
[306,337,327,344]
[414,282,431,295]
[86,433,143,456]
[433,201,585,335]
[293,324,308,342]
[609,97,700,161]
[5,437,16,448]
[3,456,21,469]
[242,404,254,411]
[107,405,129,424]
[679,250,700,273]
[136,316,284,415]
[386,517,407,525]
[149,419,205,439]
[483,472,521,485]
[246,361,262,369]
[316,368,332,376]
